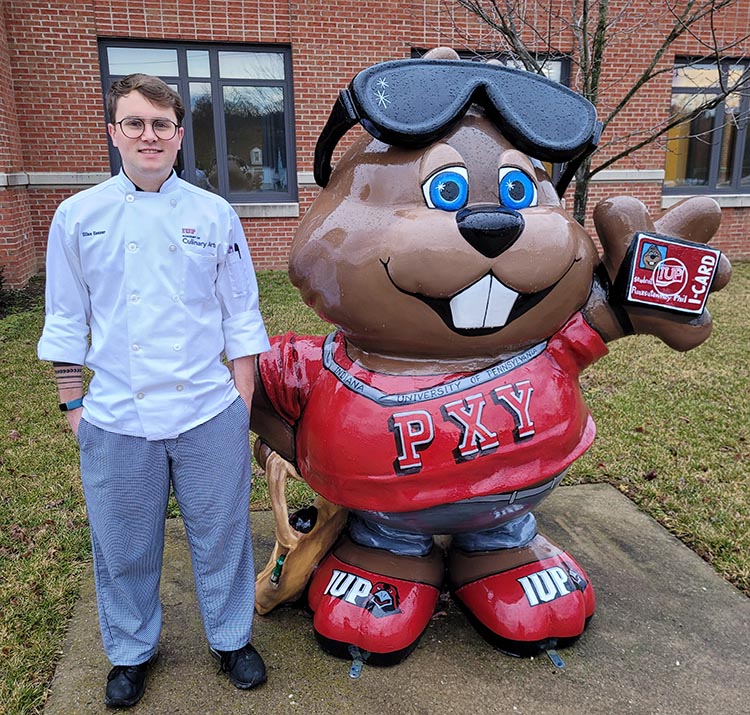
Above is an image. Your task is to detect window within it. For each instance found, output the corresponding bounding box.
[99,41,297,203]
[664,60,750,193]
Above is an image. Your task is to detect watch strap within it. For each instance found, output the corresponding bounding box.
[59,397,84,412]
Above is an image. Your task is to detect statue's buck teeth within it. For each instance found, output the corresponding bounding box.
[449,274,518,329]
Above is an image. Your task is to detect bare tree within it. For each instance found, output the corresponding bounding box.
[443,0,750,223]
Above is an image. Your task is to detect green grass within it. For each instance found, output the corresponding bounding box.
[0,306,91,715]
[1,266,748,714]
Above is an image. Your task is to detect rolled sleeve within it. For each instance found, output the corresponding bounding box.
[217,210,270,360]
[37,207,91,364]
[223,310,271,360]
[37,313,90,363]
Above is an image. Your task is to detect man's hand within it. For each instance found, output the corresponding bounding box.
[65,408,82,437]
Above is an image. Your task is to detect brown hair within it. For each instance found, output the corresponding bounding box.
[106,73,185,124]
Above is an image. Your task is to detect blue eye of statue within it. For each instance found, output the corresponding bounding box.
[421,167,469,211]
[498,167,538,210]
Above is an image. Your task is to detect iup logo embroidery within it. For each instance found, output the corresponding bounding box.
[623,232,721,315]
[323,569,402,618]
[181,227,215,250]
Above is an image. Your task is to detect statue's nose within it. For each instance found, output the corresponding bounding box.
[456,205,525,258]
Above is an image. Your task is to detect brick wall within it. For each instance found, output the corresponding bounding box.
[709,207,750,256]
[0,4,34,286]
[5,2,106,173]
[0,190,34,286]
[0,10,21,173]
[1,0,749,288]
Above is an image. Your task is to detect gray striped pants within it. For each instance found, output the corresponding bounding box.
[78,397,255,666]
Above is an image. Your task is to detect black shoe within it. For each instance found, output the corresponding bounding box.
[104,653,157,708]
[210,642,267,689]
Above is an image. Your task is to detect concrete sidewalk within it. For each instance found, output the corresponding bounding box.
[43,484,750,715]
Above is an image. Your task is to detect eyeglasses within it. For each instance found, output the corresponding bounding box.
[115,117,181,140]
[313,58,602,196]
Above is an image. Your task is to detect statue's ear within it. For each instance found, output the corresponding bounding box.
[422,46,460,60]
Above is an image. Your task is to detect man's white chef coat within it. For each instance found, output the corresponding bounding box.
[38,171,270,440]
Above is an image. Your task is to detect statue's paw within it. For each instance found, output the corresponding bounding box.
[448,534,595,657]
[307,535,444,666]
[591,195,731,351]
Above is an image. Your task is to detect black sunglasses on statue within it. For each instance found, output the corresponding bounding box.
[313,58,602,196]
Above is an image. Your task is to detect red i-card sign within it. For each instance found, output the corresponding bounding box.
[623,232,721,315]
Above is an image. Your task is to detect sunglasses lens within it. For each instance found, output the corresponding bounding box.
[354,62,472,146]
[352,60,597,162]
[483,72,598,162]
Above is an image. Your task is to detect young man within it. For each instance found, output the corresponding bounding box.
[37,74,270,707]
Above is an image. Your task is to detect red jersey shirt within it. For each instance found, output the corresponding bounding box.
[258,313,607,513]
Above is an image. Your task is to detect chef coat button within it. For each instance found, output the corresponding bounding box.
[131,344,140,352]
[175,384,184,392]
[169,244,177,253]
[136,392,145,399]
[170,199,177,207]
[130,294,140,303]
[126,194,135,203]
[171,293,180,302]
[128,242,138,252]
[173,344,181,351]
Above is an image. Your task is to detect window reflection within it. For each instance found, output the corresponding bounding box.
[107,47,179,76]
[718,97,740,186]
[742,130,750,185]
[665,99,716,187]
[218,52,285,80]
[187,50,211,78]
[539,63,562,83]
[664,60,750,193]
[189,82,218,193]
[223,86,287,193]
[502,58,561,83]
[166,83,185,177]
[672,65,720,90]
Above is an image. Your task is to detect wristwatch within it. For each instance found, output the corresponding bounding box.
[59,397,84,412]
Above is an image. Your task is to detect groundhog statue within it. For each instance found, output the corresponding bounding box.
[251,47,732,666]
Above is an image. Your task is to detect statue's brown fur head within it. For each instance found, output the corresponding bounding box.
[290,50,600,361]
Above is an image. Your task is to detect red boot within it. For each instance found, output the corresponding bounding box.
[449,534,595,656]
[308,535,444,665]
